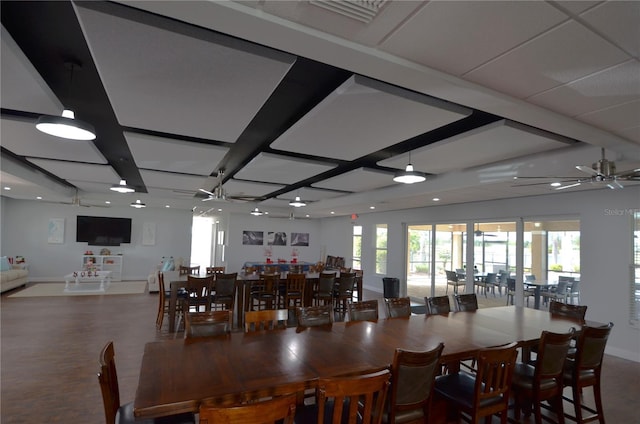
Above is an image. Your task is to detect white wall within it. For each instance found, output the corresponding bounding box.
[319,187,640,362]
[0,197,193,280]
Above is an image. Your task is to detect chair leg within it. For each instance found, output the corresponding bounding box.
[572,384,583,424]
[593,382,605,423]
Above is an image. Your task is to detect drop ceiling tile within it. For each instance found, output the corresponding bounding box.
[465,21,630,99]
[0,117,107,163]
[124,132,228,175]
[528,60,640,117]
[581,1,640,58]
[380,1,566,75]
[26,159,119,184]
[140,169,210,192]
[270,75,471,160]
[311,167,395,191]
[225,179,284,197]
[554,1,601,15]
[234,153,335,184]
[577,99,640,136]
[75,3,295,141]
[0,26,62,115]
[378,120,575,175]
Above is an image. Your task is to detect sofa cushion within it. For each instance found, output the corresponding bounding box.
[0,257,11,272]
[0,269,28,284]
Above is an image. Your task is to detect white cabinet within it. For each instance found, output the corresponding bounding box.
[82,255,123,281]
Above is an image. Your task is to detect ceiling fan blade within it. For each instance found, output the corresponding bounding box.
[555,182,581,190]
[576,165,599,176]
[616,168,640,179]
[198,188,215,196]
[607,180,624,190]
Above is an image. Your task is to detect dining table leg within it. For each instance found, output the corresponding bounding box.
[534,286,541,310]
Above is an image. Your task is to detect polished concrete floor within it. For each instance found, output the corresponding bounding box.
[1,282,637,423]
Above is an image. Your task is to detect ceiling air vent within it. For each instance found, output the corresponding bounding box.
[309,0,387,23]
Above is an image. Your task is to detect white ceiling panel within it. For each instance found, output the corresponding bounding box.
[124,132,228,175]
[380,1,566,76]
[553,1,601,15]
[225,179,284,197]
[0,26,62,115]
[312,167,395,191]
[0,117,107,163]
[465,21,630,99]
[75,3,295,141]
[581,1,640,58]
[378,120,575,175]
[577,99,640,139]
[270,75,471,160]
[140,169,209,192]
[528,60,640,117]
[0,171,67,202]
[234,153,335,184]
[26,159,119,184]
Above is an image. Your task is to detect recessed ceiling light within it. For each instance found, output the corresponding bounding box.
[369,206,375,209]
[305,214,310,218]
[550,182,562,187]
[105,201,111,204]
[217,208,222,212]
[432,197,440,201]
[165,205,170,208]
[330,211,335,215]
[36,196,42,200]
[3,187,11,190]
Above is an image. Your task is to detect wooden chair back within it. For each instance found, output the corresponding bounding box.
[385,297,411,318]
[315,272,336,305]
[244,309,289,332]
[180,265,201,276]
[252,273,280,310]
[212,272,238,310]
[97,341,120,424]
[454,293,478,312]
[316,369,391,424]
[156,271,167,330]
[387,344,444,424]
[282,273,306,310]
[184,310,232,339]
[472,342,518,419]
[549,300,587,320]
[206,266,225,275]
[199,393,298,424]
[184,275,214,312]
[425,296,451,315]
[347,300,379,322]
[296,304,333,328]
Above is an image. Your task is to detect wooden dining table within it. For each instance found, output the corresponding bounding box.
[167,271,363,331]
[134,306,589,420]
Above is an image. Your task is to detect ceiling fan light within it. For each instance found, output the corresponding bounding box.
[250,207,263,216]
[110,179,135,193]
[130,199,146,208]
[35,109,96,141]
[393,164,426,184]
[289,196,306,207]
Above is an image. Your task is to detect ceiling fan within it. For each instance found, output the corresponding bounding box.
[198,170,258,203]
[474,223,496,237]
[513,148,640,191]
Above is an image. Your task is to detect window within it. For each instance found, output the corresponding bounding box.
[352,225,362,270]
[375,224,387,274]
[631,211,640,328]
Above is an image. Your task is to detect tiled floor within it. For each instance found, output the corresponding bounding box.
[1,282,637,423]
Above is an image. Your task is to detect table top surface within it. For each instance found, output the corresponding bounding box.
[134,306,587,419]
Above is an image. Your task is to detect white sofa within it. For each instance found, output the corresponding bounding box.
[1,264,29,293]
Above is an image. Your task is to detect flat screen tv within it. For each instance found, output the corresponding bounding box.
[76,215,132,246]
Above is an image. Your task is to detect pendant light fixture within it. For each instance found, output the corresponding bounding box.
[110,179,135,193]
[130,199,146,208]
[35,61,96,141]
[393,152,426,184]
[250,207,263,216]
[289,196,306,207]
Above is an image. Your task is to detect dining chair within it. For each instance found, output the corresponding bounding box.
[199,392,298,424]
[347,299,379,322]
[424,295,451,315]
[182,274,214,313]
[383,343,444,424]
[334,272,356,316]
[434,342,518,424]
[295,369,391,424]
[184,310,232,339]
[454,293,478,312]
[314,272,336,306]
[351,268,363,302]
[98,341,195,424]
[296,304,333,328]
[280,272,306,311]
[560,322,614,424]
[179,265,200,276]
[506,278,517,306]
[542,278,573,305]
[155,271,169,330]
[549,300,587,320]
[566,280,581,305]
[385,297,412,318]
[445,270,465,294]
[511,329,575,424]
[244,309,289,332]
[251,273,279,310]
[211,272,238,311]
